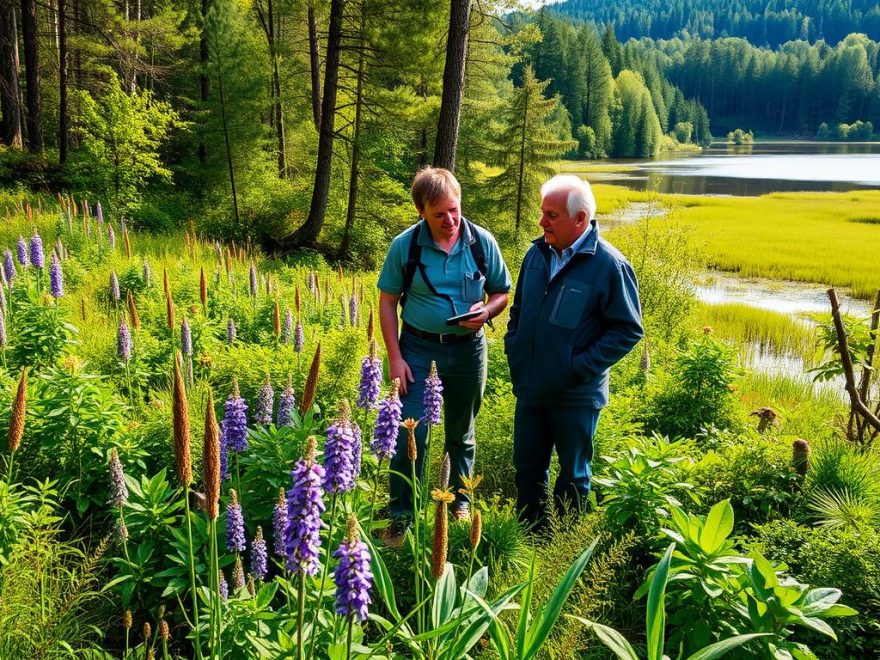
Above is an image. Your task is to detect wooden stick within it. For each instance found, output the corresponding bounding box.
[857,289,880,403]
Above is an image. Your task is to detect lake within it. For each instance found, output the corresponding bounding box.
[582,141,880,196]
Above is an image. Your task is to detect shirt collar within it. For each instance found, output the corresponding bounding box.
[552,222,593,258]
[417,218,472,253]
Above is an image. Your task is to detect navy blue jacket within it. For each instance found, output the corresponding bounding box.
[504,221,644,408]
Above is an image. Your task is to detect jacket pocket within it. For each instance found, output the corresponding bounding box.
[549,282,591,330]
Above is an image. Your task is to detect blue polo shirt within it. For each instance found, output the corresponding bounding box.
[378,219,512,335]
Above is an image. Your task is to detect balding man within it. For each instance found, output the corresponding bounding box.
[504,174,643,531]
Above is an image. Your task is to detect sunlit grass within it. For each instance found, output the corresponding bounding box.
[557,160,638,174]
[692,301,816,357]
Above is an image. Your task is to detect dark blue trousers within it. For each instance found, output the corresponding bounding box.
[388,330,487,519]
[513,403,600,529]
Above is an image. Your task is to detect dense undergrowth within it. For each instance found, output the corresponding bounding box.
[0,189,877,658]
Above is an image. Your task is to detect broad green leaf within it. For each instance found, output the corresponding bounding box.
[516,551,537,656]
[819,604,858,617]
[646,543,675,660]
[686,633,774,660]
[361,531,400,620]
[447,584,525,659]
[700,500,734,554]
[751,551,778,589]
[432,562,457,631]
[567,615,638,660]
[523,539,598,660]
[468,566,489,599]
[800,588,841,613]
[793,615,838,640]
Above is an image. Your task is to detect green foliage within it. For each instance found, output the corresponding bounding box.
[726,128,754,145]
[473,379,517,501]
[70,74,181,214]
[645,332,741,439]
[6,291,78,370]
[611,71,663,157]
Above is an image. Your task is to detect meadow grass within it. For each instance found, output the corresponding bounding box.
[691,301,816,357]
[658,189,880,300]
[558,160,639,174]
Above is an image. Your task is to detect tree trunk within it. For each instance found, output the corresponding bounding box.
[198,0,209,163]
[214,47,240,227]
[307,5,321,132]
[20,0,42,152]
[260,0,286,176]
[0,0,23,147]
[58,0,68,163]
[514,88,528,233]
[279,0,342,249]
[432,0,470,171]
[339,2,366,260]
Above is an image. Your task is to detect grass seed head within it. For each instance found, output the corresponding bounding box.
[172,354,192,486]
[8,367,27,453]
[299,343,321,416]
[203,389,221,519]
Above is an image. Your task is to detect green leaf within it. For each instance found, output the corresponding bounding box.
[432,562,457,632]
[793,615,838,640]
[468,566,489,599]
[646,543,675,660]
[361,532,400,620]
[567,616,638,660]
[516,551,537,655]
[686,633,774,660]
[700,500,734,554]
[523,539,598,660]
[751,551,778,589]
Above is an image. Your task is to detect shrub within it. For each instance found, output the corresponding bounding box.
[473,379,516,501]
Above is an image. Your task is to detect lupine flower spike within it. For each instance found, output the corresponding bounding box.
[284,437,326,575]
[3,249,16,282]
[323,400,358,494]
[371,378,402,461]
[277,375,296,427]
[422,361,443,425]
[16,236,29,267]
[250,526,268,580]
[333,516,373,622]
[294,320,305,353]
[356,340,382,410]
[49,252,64,298]
[256,373,274,425]
[109,448,129,506]
[226,489,246,552]
[227,317,237,344]
[110,271,120,302]
[30,231,44,268]
[272,487,287,556]
[222,379,249,452]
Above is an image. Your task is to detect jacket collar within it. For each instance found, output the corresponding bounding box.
[532,219,600,257]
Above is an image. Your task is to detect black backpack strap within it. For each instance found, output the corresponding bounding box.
[465,219,489,281]
[400,222,422,307]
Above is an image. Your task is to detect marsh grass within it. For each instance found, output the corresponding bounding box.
[692,302,816,357]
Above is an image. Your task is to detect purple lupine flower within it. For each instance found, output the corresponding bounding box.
[0,308,6,349]
[284,440,326,575]
[333,518,373,622]
[255,375,274,425]
[249,263,257,298]
[371,381,402,461]
[96,201,104,225]
[277,378,296,427]
[108,225,116,249]
[282,308,293,343]
[16,236,28,267]
[272,488,287,556]
[322,404,358,494]
[226,489,246,552]
[3,249,15,282]
[117,319,132,362]
[422,361,443,425]
[219,572,228,600]
[349,293,359,326]
[110,271,120,302]
[142,260,152,287]
[181,317,192,356]
[227,318,236,345]
[294,321,305,353]
[356,351,382,410]
[108,448,129,507]
[120,217,127,234]
[250,526,268,580]
[49,252,64,298]
[222,381,249,452]
[29,231,44,269]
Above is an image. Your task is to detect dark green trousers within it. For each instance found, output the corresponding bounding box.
[388,329,487,518]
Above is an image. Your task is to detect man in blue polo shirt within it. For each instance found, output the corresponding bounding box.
[378,167,511,546]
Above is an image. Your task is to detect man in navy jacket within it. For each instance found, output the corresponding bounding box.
[504,174,643,530]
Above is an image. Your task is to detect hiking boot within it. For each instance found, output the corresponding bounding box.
[382,517,410,549]
[451,503,471,523]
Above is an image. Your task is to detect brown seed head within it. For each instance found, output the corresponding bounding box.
[431,500,449,580]
[203,390,220,519]
[402,419,418,461]
[337,398,351,427]
[439,453,451,490]
[369,339,378,361]
[123,609,132,630]
[470,509,482,551]
[277,486,286,508]
[127,291,141,330]
[428,360,438,380]
[367,308,374,343]
[8,367,27,453]
[142,621,152,638]
[165,290,174,330]
[80,296,87,321]
[247,573,256,597]
[232,555,245,590]
[389,378,400,401]
[158,619,169,641]
[299,343,321,416]
[163,268,169,297]
[295,286,301,314]
[304,436,318,465]
[200,267,207,307]
[172,354,192,486]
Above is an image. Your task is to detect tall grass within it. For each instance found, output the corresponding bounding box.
[692,301,816,357]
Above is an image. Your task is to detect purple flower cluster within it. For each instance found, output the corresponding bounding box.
[255,375,274,425]
[272,489,287,556]
[351,422,362,483]
[333,523,373,622]
[108,448,129,507]
[371,384,402,461]
[349,293,359,326]
[4,249,15,282]
[110,271,120,302]
[282,308,293,343]
[222,383,249,452]
[294,321,305,353]
[96,201,104,225]
[181,317,192,356]
[117,319,132,362]
[249,263,257,298]
[422,362,443,425]
[226,317,237,344]
[250,527,268,580]
[277,381,296,427]
[219,572,228,600]
[16,236,28,267]
[30,232,44,269]
[322,414,359,494]
[226,490,246,552]
[49,252,64,298]
[284,453,326,575]
[356,354,382,410]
